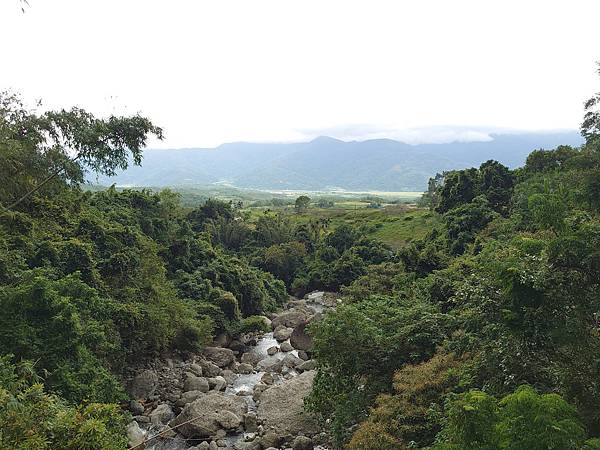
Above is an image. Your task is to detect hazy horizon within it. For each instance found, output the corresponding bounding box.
[1,0,599,149]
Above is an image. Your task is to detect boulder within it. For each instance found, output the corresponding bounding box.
[282,353,302,368]
[297,350,309,361]
[241,352,262,366]
[292,435,313,450]
[198,359,223,377]
[271,310,309,330]
[133,415,149,424]
[170,392,247,438]
[222,369,236,383]
[237,363,254,374]
[129,400,145,415]
[257,371,320,438]
[176,390,204,407]
[256,358,283,373]
[297,359,316,372]
[244,412,258,432]
[184,374,210,393]
[252,383,269,401]
[149,403,174,426]
[267,346,279,356]
[217,410,242,429]
[230,340,249,353]
[203,347,235,368]
[280,341,294,352]
[189,363,204,377]
[128,369,158,399]
[261,432,281,449]
[208,376,227,391]
[261,372,274,385]
[290,322,313,352]
[126,421,145,448]
[273,326,293,342]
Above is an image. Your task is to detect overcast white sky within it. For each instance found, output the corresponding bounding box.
[1,0,599,148]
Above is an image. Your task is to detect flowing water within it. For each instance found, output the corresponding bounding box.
[145,295,331,450]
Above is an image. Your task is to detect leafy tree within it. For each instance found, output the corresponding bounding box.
[294,194,311,212]
[430,386,587,450]
[348,353,462,450]
[0,355,128,450]
[0,92,162,211]
[582,62,600,143]
[307,295,448,445]
[260,241,307,287]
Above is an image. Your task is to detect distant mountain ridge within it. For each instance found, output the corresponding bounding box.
[94,132,584,191]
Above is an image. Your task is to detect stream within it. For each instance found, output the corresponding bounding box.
[143,293,333,450]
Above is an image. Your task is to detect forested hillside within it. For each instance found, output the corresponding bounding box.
[1,66,600,449]
[93,132,583,191]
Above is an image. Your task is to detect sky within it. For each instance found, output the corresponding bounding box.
[1,0,599,148]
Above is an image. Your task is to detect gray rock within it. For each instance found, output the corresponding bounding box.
[129,399,145,415]
[208,375,227,391]
[198,359,223,377]
[197,443,210,450]
[256,358,283,373]
[252,383,269,401]
[176,389,204,407]
[184,374,210,393]
[280,341,294,352]
[149,403,174,426]
[170,392,247,438]
[241,352,262,366]
[297,359,317,372]
[244,412,258,432]
[271,309,309,330]
[297,350,309,361]
[222,369,236,383]
[273,325,294,342]
[257,371,320,438]
[261,372,274,385]
[217,410,242,429]
[203,347,235,368]
[290,322,313,352]
[126,421,145,448]
[209,441,219,450]
[189,363,203,377]
[260,432,281,449]
[267,345,279,356]
[282,353,303,368]
[237,363,254,374]
[133,415,149,423]
[292,435,313,450]
[128,369,158,399]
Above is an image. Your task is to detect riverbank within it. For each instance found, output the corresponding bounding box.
[125,292,338,450]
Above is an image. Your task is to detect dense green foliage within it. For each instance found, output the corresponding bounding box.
[0,94,291,445]
[2,66,599,447]
[306,79,600,447]
[0,355,128,449]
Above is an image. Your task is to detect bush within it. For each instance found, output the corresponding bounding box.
[237,315,270,334]
[0,355,128,450]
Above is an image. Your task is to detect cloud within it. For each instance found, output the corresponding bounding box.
[296,124,496,144]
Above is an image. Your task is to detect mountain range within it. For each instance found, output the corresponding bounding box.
[94,132,584,191]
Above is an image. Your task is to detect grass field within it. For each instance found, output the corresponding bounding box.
[245,202,440,249]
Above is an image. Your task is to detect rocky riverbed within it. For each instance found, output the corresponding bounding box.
[125,292,338,450]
